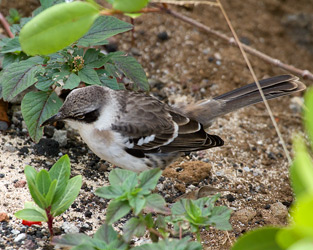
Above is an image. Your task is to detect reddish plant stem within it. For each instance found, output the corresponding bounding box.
[0,12,14,38]
[163,8,313,81]
[46,208,54,237]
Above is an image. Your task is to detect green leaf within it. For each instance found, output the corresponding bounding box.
[25,166,47,209]
[288,239,313,250]
[24,165,38,184]
[36,169,51,197]
[15,208,48,222]
[63,73,81,90]
[106,200,131,224]
[83,48,100,64]
[109,168,136,186]
[2,53,28,69]
[291,196,313,237]
[0,37,21,53]
[95,185,125,199]
[112,0,149,13]
[77,16,132,47]
[123,217,146,242]
[138,168,162,192]
[99,74,125,90]
[19,2,99,55]
[1,56,45,101]
[109,52,149,91]
[51,175,82,216]
[208,206,232,230]
[145,194,167,213]
[35,76,55,91]
[94,224,119,243]
[231,227,282,250]
[290,136,313,198]
[24,201,47,217]
[78,67,101,85]
[51,233,92,247]
[130,195,146,215]
[171,199,188,215]
[45,179,57,206]
[49,155,71,203]
[21,90,63,142]
[276,227,302,249]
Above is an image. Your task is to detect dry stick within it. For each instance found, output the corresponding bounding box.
[164,8,313,80]
[215,0,292,164]
[0,12,14,38]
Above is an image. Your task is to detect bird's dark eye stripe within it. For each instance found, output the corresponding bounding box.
[70,109,100,123]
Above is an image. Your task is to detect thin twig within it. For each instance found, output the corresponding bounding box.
[0,12,14,38]
[151,0,219,7]
[216,0,292,164]
[164,8,313,80]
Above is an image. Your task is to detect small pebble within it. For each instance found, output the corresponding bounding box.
[53,130,67,147]
[62,222,79,234]
[14,233,26,242]
[243,166,250,172]
[4,143,16,152]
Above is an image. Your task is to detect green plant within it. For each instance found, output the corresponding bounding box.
[0,0,148,142]
[232,88,313,250]
[14,155,82,237]
[6,8,21,24]
[53,168,231,249]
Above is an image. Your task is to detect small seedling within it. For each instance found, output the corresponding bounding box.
[15,155,82,237]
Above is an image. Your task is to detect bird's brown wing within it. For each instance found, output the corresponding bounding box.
[111,91,223,154]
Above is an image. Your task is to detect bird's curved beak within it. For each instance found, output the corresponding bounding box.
[41,113,63,127]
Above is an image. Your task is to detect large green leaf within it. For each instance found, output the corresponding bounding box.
[123,217,146,242]
[112,0,149,12]
[21,90,63,142]
[45,179,57,206]
[106,200,131,224]
[77,16,132,47]
[109,168,136,186]
[15,208,48,222]
[231,227,282,250]
[1,56,44,101]
[36,169,52,197]
[138,168,162,192]
[208,206,232,230]
[109,52,149,91]
[24,166,47,209]
[94,224,119,243]
[19,2,99,55]
[51,175,82,216]
[290,136,313,198]
[78,67,101,85]
[95,185,125,199]
[0,37,21,53]
[63,73,81,90]
[145,194,167,213]
[49,155,71,203]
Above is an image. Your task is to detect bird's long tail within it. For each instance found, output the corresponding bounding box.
[184,75,306,128]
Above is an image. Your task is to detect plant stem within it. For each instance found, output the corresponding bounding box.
[196,228,201,242]
[46,207,54,237]
[0,12,14,38]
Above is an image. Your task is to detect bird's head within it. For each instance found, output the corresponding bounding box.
[42,85,108,127]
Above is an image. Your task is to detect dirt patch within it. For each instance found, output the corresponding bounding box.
[0,0,313,249]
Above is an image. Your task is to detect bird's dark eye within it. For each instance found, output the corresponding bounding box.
[76,115,85,120]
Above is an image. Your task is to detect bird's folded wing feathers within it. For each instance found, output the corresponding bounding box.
[111,92,223,153]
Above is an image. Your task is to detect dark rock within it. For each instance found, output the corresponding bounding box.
[226,194,236,202]
[33,138,60,157]
[157,31,169,41]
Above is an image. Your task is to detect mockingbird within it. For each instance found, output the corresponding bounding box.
[43,75,305,172]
